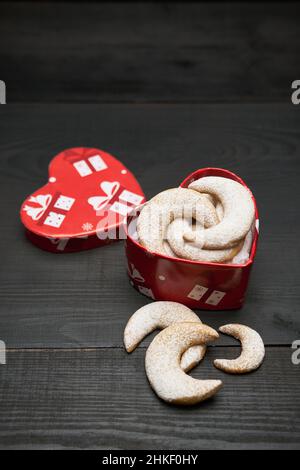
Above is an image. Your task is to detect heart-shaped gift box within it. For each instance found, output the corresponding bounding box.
[20,147,145,252]
[124,168,259,310]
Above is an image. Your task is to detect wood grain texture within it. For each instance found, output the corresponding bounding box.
[0,347,299,450]
[0,104,299,348]
[0,2,299,103]
[1,3,299,451]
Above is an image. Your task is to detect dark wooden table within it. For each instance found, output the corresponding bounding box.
[1,0,300,451]
[0,103,299,449]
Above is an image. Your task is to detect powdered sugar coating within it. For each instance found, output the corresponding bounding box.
[163,240,177,258]
[214,324,265,374]
[124,301,206,372]
[136,188,218,256]
[231,228,253,264]
[216,201,224,220]
[145,322,222,405]
[167,218,242,263]
[188,176,255,249]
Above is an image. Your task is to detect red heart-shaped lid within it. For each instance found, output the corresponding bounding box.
[20,147,145,252]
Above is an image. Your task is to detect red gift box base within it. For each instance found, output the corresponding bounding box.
[125,168,259,310]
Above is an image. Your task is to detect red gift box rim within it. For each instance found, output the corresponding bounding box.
[125,167,259,269]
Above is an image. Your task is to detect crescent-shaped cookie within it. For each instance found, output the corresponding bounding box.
[145,322,222,405]
[137,188,218,256]
[167,218,242,263]
[124,301,206,372]
[214,324,265,374]
[188,176,255,249]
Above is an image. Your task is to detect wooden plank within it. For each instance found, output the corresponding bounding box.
[0,2,299,103]
[0,104,299,347]
[0,347,299,449]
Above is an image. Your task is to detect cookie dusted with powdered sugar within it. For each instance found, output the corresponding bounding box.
[188,176,255,249]
[214,324,265,374]
[124,301,206,372]
[167,218,243,263]
[145,322,222,405]
[137,188,218,256]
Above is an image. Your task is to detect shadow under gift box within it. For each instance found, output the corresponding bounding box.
[124,168,259,310]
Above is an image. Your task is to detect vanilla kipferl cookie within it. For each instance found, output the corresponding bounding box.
[167,218,242,263]
[136,176,255,264]
[145,322,222,405]
[188,176,255,249]
[137,188,218,256]
[124,301,206,372]
[214,324,265,374]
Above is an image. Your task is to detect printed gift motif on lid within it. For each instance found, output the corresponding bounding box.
[20,147,145,253]
[111,188,144,216]
[73,154,107,177]
[23,195,52,221]
[119,189,144,206]
[82,222,94,232]
[23,193,75,228]
[88,181,144,216]
[54,195,75,211]
[44,212,65,228]
[88,181,120,212]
